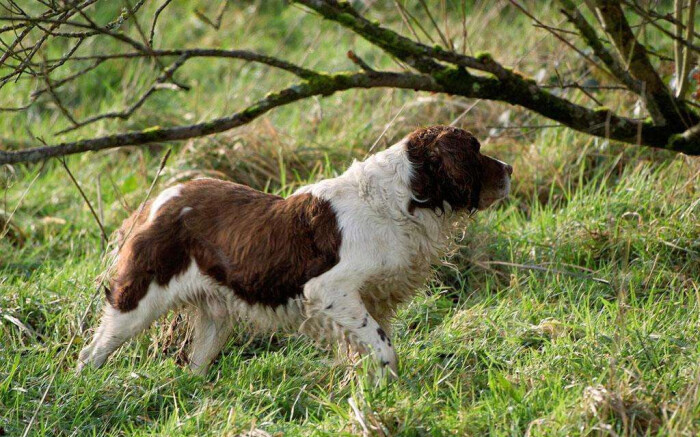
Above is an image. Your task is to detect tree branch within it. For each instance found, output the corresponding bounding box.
[591,0,696,128]
[41,48,322,79]
[2,0,700,165]
[54,55,189,135]
[677,0,696,99]
[557,0,641,93]
[0,71,443,165]
[4,62,696,166]
[668,122,700,150]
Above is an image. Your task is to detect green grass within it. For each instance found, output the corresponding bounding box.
[1,1,700,435]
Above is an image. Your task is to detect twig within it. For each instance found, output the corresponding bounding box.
[347,50,376,73]
[594,0,696,127]
[450,99,481,126]
[0,71,444,165]
[56,55,189,135]
[42,61,79,127]
[460,0,469,55]
[193,0,229,30]
[42,48,321,80]
[626,0,700,39]
[541,83,628,90]
[482,260,611,286]
[511,0,620,85]
[348,397,371,436]
[0,163,43,241]
[392,0,422,43]
[417,0,451,49]
[96,174,104,241]
[119,148,171,248]
[60,158,108,245]
[106,170,131,213]
[392,0,435,44]
[1,59,105,113]
[533,23,579,35]
[677,0,696,99]
[557,0,642,93]
[30,59,105,99]
[622,0,700,53]
[149,0,173,46]
[367,101,408,155]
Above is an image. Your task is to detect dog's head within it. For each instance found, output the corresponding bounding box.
[406,125,512,214]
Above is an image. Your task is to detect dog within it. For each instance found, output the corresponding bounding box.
[77,125,512,377]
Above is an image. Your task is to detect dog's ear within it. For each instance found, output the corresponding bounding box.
[406,128,444,213]
[406,126,482,213]
[432,130,482,210]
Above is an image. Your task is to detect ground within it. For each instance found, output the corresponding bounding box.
[1,1,699,436]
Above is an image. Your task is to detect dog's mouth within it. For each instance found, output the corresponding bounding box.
[477,180,511,211]
[477,196,505,210]
[478,175,510,210]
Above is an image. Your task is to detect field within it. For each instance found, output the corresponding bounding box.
[1,1,699,435]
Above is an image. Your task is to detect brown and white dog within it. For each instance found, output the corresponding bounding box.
[77,126,512,377]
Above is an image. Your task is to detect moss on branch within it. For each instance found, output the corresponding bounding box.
[294,0,699,155]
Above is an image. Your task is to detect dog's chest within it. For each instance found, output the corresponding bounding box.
[357,252,434,323]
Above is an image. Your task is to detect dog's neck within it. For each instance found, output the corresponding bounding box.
[295,140,457,258]
[345,141,415,211]
[349,142,460,268]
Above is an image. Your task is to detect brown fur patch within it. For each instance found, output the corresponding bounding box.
[109,179,342,311]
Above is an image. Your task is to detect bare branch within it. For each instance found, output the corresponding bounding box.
[622,0,700,53]
[42,48,322,80]
[55,55,190,135]
[193,0,229,30]
[592,0,696,128]
[0,71,444,165]
[149,0,173,46]
[295,0,505,77]
[392,0,424,43]
[59,158,108,244]
[511,0,626,88]
[30,59,105,99]
[41,62,79,126]
[4,62,697,167]
[557,0,641,93]
[3,0,700,165]
[347,50,376,73]
[417,0,451,49]
[677,0,696,99]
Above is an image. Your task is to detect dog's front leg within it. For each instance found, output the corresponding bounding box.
[303,268,398,377]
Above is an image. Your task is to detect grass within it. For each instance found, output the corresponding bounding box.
[1,1,700,435]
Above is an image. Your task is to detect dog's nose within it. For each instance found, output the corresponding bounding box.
[504,164,513,176]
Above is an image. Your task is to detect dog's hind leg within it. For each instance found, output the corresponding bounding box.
[188,304,234,376]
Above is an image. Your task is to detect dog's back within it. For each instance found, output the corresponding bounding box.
[109,178,341,311]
